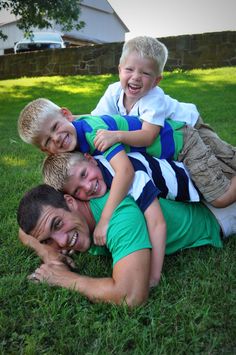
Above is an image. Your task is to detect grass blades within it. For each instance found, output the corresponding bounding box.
[0,68,236,354]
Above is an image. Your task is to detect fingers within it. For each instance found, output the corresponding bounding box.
[27,260,67,284]
[64,256,76,269]
[93,219,108,246]
[94,135,106,151]
[93,235,106,246]
[61,249,74,256]
[94,130,112,152]
[28,272,39,282]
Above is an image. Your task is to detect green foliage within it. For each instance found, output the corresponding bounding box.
[0,68,236,353]
[0,0,85,40]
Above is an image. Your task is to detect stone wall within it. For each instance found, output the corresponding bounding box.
[0,31,236,80]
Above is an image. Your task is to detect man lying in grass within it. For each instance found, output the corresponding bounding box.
[42,151,200,287]
[17,184,236,307]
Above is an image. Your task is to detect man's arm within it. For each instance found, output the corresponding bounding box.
[31,249,150,307]
[144,199,166,287]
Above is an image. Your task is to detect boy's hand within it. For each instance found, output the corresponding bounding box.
[149,275,161,288]
[93,218,109,246]
[94,130,118,152]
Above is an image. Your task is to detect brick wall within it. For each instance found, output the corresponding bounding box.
[0,31,236,80]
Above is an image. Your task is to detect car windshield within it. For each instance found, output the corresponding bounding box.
[23,33,62,43]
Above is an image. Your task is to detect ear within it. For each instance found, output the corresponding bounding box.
[64,194,77,211]
[84,153,97,165]
[60,107,74,122]
[118,64,121,75]
[153,75,162,87]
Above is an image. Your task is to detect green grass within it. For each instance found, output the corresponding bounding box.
[0,68,236,354]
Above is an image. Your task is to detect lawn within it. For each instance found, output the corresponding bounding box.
[0,68,236,354]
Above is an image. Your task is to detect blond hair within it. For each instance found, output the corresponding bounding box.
[42,152,86,191]
[119,36,168,76]
[18,98,61,144]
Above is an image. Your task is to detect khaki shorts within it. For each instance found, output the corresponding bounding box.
[178,125,230,202]
[195,116,236,177]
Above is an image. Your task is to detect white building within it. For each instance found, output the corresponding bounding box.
[0,0,129,55]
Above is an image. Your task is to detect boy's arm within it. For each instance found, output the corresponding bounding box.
[29,249,151,307]
[93,150,134,245]
[94,121,161,151]
[144,199,166,287]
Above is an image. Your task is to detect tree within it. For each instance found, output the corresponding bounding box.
[0,0,85,40]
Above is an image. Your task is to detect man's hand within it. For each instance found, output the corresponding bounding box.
[28,261,71,286]
[29,250,151,307]
[93,218,109,246]
[19,228,75,268]
[94,129,118,152]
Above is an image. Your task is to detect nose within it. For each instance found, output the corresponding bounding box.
[51,132,60,145]
[132,70,141,81]
[51,231,68,248]
[82,181,92,195]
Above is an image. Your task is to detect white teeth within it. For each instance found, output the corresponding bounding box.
[61,134,68,148]
[129,83,140,89]
[69,231,78,247]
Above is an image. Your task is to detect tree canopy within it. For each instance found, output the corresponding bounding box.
[0,0,85,40]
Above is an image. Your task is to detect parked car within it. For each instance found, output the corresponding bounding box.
[14,32,67,53]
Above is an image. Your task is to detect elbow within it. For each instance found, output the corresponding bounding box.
[121,287,149,308]
[126,295,148,308]
[143,131,159,147]
[125,290,149,307]
[146,136,155,147]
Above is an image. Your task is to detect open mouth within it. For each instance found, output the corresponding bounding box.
[128,83,141,94]
[88,180,99,196]
[68,231,79,248]
[93,180,98,194]
[61,133,70,149]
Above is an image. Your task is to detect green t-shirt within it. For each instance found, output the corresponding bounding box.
[89,193,151,266]
[89,194,222,266]
[159,199,222,254]
[73,115,184,160]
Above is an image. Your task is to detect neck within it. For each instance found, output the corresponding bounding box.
[76,200,96,233]
[123,95,136,113]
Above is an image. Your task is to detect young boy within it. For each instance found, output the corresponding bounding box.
[41,151,200,286]
[91,36,236,175]
[18,98,236,233]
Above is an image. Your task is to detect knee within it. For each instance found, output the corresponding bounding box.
[211,199,229,208]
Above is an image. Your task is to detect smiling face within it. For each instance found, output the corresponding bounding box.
[36,109,77,154]
[64,156,107,200]
[119,51,161,107]
[30,202,91,253]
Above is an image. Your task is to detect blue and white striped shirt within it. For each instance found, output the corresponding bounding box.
[95,152,200,213]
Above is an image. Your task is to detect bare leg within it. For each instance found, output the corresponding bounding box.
[211,176,236,208]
